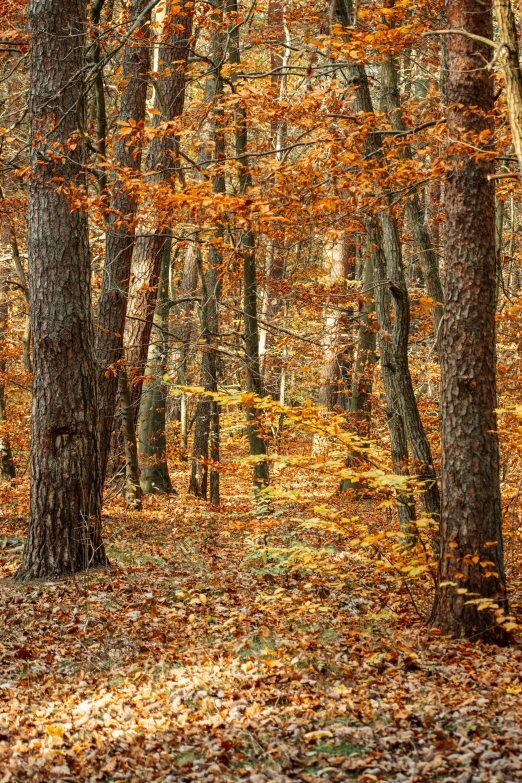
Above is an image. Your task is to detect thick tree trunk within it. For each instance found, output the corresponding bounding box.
[17,0,106,581]
[138,232,174,495]
[432,0,508,644]
[97,0,151,485]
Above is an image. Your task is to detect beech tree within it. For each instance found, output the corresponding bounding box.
[16,0,106,580]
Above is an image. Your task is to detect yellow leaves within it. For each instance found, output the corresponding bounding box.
[305,729,334,740]
[400,564,429,577]
[44,724,64,746]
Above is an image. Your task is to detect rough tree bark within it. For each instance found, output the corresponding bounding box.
[16,0,106,581]
[97,0,151,485]
[432,0,508,643]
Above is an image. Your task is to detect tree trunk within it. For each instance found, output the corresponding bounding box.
[370,227,417,538]
[97,0,151,486]
[17,0,106,581]
[380,48,444,345]
[90,0,108,195]
[124,2,192,413]
[313,237,352,457]
[230,0,270,496]
[138,231,174,495]
[0,267,15,482]
[348,249,377,431]
[6,221,32,372]
[493,0,522,175]
[119,369,143,509]
[173,241,199,388]
[189,250,221,502]
[432,0,508,644]
[258,0,290,399]
[243,228,270,494]
[346,59,440,531]
[188,4,225,503]
[318,238,351,412]
[380,211,440,533]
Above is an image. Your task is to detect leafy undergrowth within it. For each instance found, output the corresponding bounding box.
[2,457,522,783]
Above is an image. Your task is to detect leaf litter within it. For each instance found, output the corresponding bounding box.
[1,457,522,783]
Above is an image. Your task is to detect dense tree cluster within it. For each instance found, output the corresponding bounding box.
[1,0,522,646]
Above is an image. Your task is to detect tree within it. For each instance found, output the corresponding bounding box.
[0,265,15,482]
[230,0,270,496]
[124,1,193,414]
[188,1,226,504]
[432,0,508,643]
[16,0,106,580]
[138,231,175,495]
[97,0,152,487]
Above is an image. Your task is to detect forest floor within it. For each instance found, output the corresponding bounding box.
[2,442,522,783]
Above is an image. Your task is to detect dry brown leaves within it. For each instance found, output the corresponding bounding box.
[1,460,522,783]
